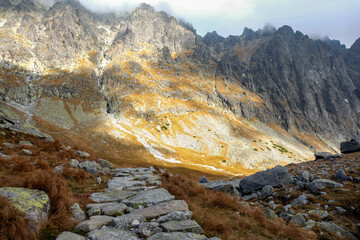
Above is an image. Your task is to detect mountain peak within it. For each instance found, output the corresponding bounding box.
[135,3,155,13]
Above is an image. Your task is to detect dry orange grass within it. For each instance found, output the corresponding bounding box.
[160,173,317,240]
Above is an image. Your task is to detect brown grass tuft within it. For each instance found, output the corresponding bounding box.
[160,173,316,240]
[0,196,36,240]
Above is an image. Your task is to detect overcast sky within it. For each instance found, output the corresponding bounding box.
[79,0,360,48]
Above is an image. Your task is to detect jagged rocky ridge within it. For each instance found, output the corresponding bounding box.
[0,0,360,171]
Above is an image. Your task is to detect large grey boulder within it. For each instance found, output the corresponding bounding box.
[317,221,357,239]
[90,189,136,203]
[79,161,102,174]
[160,220,203,234]
[123,188,174,207]
[0,187,50,232]
[131,200,189,219]
[87,227,140,240]
[148,232,208,240]
[308,179,343,193]
[239,165,293,194]
[56,232,85,240]
[340,140,360,154]
[74,215,114,233]
[98,159,113,169]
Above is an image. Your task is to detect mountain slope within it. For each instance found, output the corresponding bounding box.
[0,0,359,175]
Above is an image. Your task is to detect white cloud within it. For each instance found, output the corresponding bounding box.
[79,0,360,48]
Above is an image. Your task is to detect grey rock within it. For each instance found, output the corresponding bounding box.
[279,212,293,222]
[335,206,347,214]
[243,193,258,201]
[334,169,348,181]
[198,176,209,183]
[308,209,328,219]
[239,165,293,194]
[160,220,203,234]
[56,232,85,240]
[0,150,11,159]
[308,179,343,193]
[107,177,146,189]
[54,164,64,173]
[131,200,189,219]
[298,171,309,182]
[291,194,308,207]
[340,140,360,154]
[19,140,32,146]
[90,189,136,203]
[148,232,208,240]
[317,221,357,239]
[95,177,102,184]
[87,202,128,217]
[157,210,193,223]
[98,159,113,169]
[70,159,79,168]
[123,188,175,207]
[259,185,274,199]
[76,150,90,158]
[71,203,86,221]
[87,227,140,240]
[110,214,145,230]
[265,208,278,220]
[290,213,306,226]
[79,161,102,174]
[304,220,316,230]
[19,149,32,156]
[74,215,114,233]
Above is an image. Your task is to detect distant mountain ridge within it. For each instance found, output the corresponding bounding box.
[0,0,359,174]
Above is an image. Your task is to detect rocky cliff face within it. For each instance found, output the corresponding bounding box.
[0,0,359,175]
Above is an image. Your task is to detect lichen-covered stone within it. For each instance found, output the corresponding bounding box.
[0,187,50,232]
[317,221,357,239]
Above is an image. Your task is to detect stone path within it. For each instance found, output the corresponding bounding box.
[56,167,220,240]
